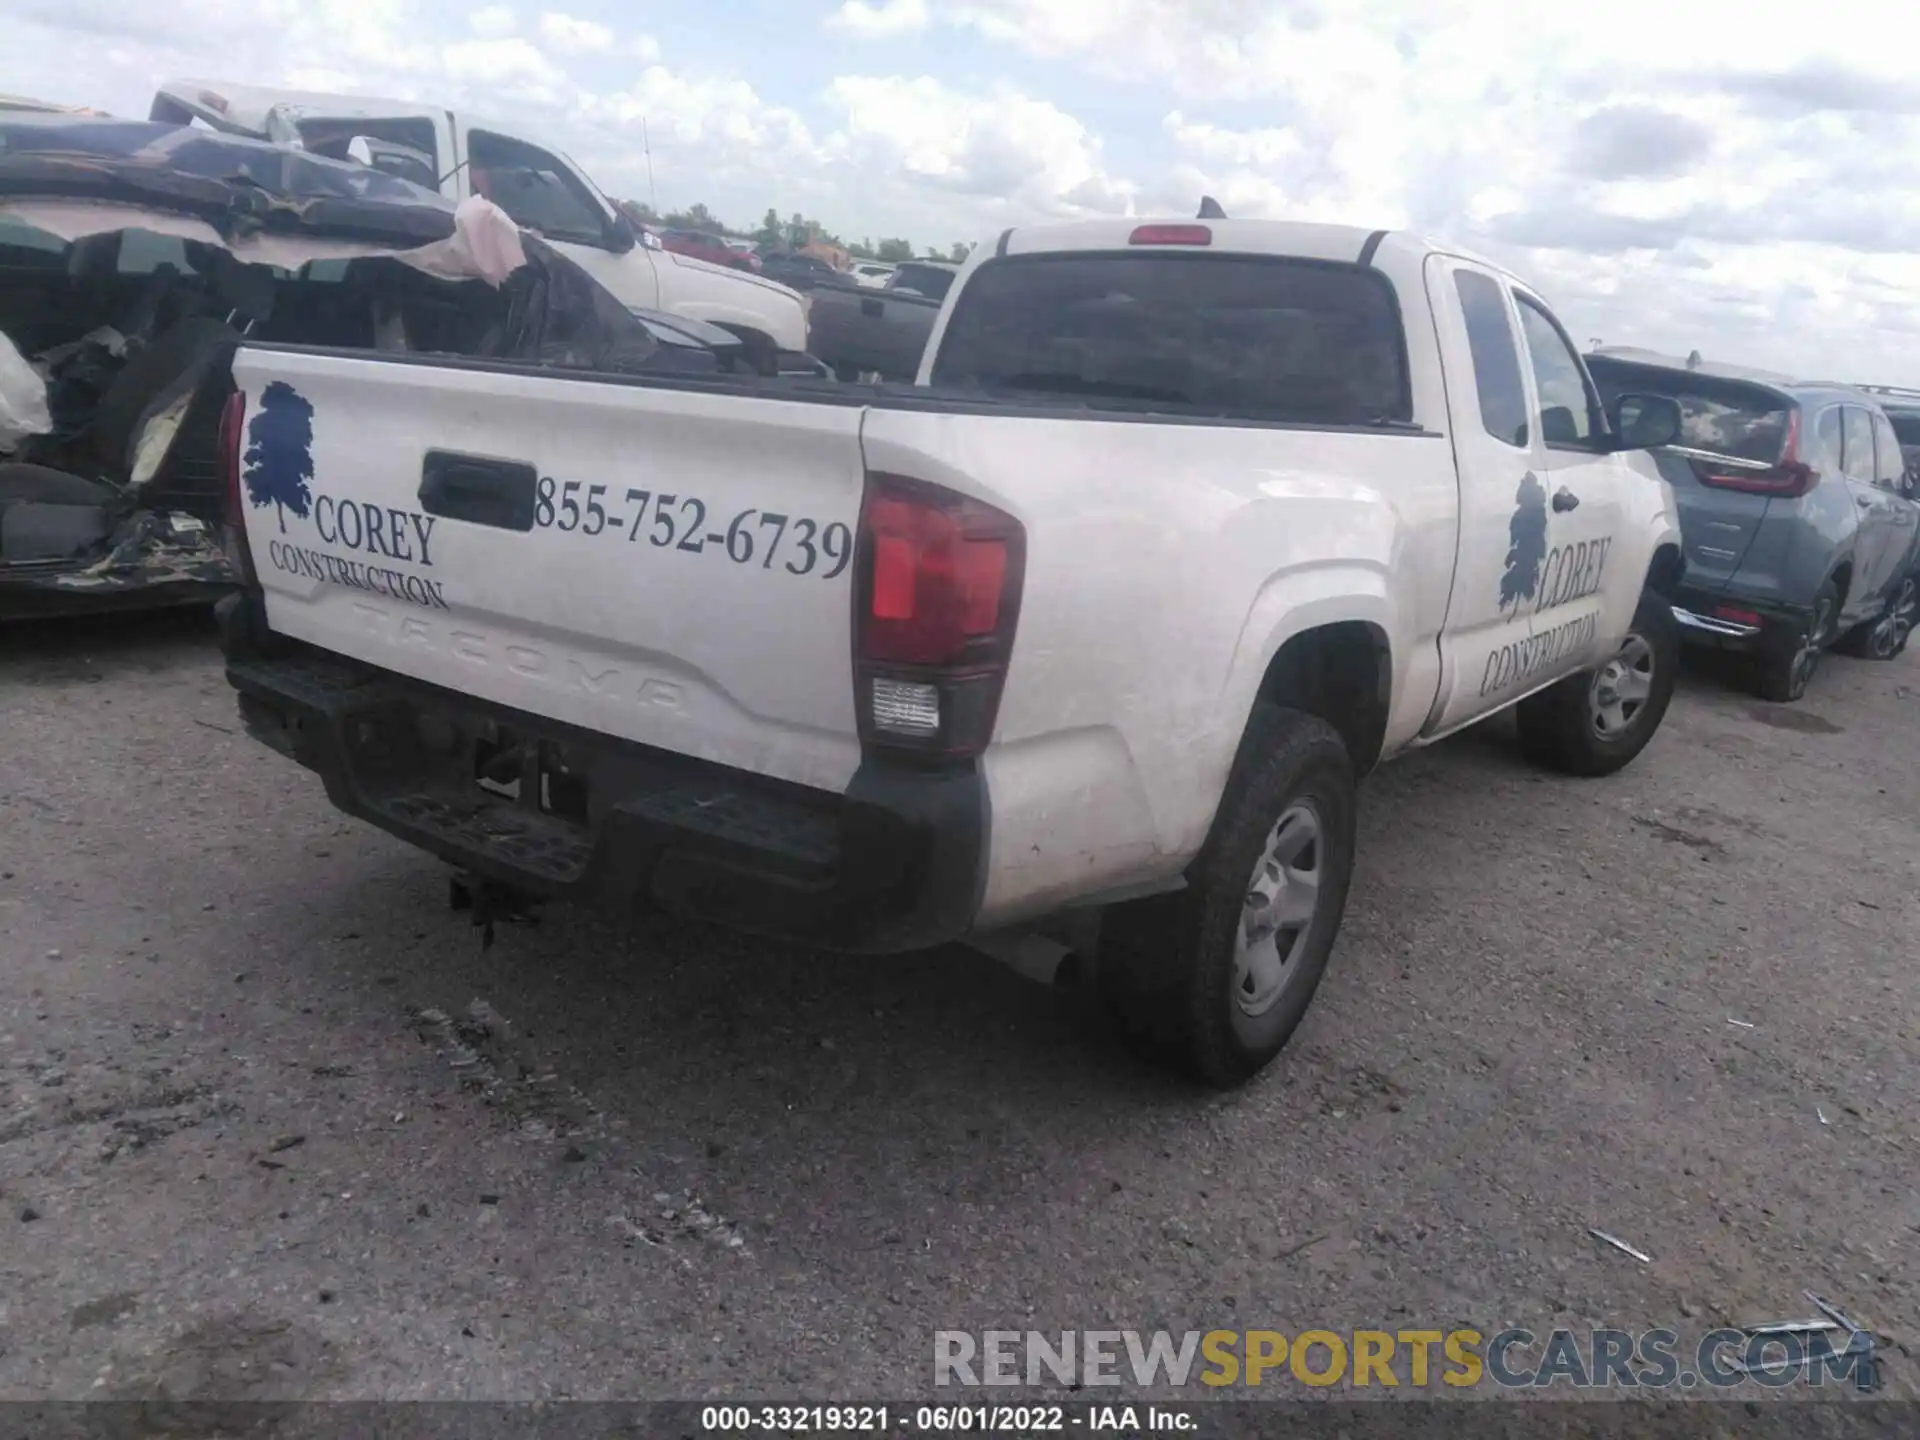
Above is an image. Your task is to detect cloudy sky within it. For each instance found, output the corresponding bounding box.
[8,0,1920,384]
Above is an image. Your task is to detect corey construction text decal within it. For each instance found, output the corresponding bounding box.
[245,382,449,611]
[1481,472,1610,697]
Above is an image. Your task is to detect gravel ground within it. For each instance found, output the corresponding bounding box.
[1,607,1915,1407]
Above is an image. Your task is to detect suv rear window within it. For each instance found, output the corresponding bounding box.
[930,254,1411,426]
[1587,359,1790,463]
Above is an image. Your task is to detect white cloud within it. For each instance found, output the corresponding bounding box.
[824,75,1135,220]
[442,37,564,92]
[827,0,931,37]
[9,0,1920,380]
[538,11,615,55]
[469,4,518,38]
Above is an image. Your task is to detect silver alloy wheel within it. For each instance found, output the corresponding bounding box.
[1869,577,1918,658]
[1587,633,1656,739]
[1235,802,1323,1018]
[1791,595,1833,697]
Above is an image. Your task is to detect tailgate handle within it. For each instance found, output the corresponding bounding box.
[418,451,538,532]
[860,297,883,317]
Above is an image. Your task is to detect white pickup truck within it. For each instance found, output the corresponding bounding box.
[148,80,811,371]
[217,218,1687,1086]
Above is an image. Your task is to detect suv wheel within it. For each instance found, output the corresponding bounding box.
[1096,705,1355,1088]
[1753,580,1837,702]
[1838,574,1917,660]
[1514,588,1679,777]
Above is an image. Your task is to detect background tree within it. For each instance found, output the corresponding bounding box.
[876,237,914,262]
[948,242,971,263]
[243,381,315,535]
[662,201,725,231]
[755,208,783,246]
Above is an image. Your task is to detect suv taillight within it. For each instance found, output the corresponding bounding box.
[1692,407,1819,497]
[853,473,1025,760]
[219,389,256,583]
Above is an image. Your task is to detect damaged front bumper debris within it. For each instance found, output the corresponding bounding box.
[0,508,232,616]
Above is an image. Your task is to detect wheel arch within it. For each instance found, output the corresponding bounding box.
[1246,619,1394,780]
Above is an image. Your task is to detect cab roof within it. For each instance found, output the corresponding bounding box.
[993,218,1522,284]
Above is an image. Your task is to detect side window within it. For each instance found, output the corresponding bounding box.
[466,131,609,248]
[1870,411,1905,490]
[1811,406,1844,474]
[1514,297,1599,447]
[1841,407,1875,483]
[1454,270,1529,448]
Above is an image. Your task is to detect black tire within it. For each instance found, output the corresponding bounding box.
[1752,580,1837,702]
[1835,573,1917,661]
[1514,588,1679,777]
[1096,705,1355,1088]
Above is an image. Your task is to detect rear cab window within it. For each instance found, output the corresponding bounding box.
[929,253,1412,426]
[1453,270,1529,448]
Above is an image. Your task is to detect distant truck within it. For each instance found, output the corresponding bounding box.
[220,216,1690,1086]
[805,259,961,381]
[148,80,810,372]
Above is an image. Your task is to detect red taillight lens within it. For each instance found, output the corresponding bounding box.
[1715,605,1763,627]
[855,473,1024,758]
[219,389,255,583]
[1692,459,1818,497]
[1693,407,1817,496]
[1129,224,1211,246]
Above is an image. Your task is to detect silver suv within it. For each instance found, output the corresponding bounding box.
[1589,350,1920,701]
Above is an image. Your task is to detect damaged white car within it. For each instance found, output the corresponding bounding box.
[0,114,754,618]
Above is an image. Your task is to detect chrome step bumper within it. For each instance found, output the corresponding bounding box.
[1672,605,1761,639]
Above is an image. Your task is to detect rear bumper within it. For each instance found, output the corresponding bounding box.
[216,594,986,954]
[1669,583,1808,654]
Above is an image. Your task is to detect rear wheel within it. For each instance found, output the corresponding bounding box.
[1514,588,1679,776]
[1837,574,1917,660]
[1752,580,1837,702]
[1097,705,1355,1088]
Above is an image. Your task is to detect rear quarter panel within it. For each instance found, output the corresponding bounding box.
[860,409,1459,926]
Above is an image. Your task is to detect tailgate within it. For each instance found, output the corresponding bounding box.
[230,347,866,793]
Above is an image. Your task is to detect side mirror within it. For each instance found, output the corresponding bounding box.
[1609,392,1683,451]
[606,210,637,255]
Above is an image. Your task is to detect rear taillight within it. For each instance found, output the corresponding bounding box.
[1715,605,1763,628]
[1129,224,1211,246]
[854,473,1025,759]
[1692,408,1819,497]
[219,389,255,583]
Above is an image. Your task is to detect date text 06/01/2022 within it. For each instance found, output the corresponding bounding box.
[535,476,852,579]
[697,1404,1194,1433]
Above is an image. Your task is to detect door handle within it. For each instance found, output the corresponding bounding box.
[418,450,538,532]
[1551,487,1580,513]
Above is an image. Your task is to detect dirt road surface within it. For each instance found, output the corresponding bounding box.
[2,610,1914,1407]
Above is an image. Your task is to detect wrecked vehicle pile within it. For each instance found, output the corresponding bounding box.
[0,115,726,618]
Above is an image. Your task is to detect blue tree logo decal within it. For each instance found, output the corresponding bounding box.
[1499,471,1548,610]
[242,380,315,534]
